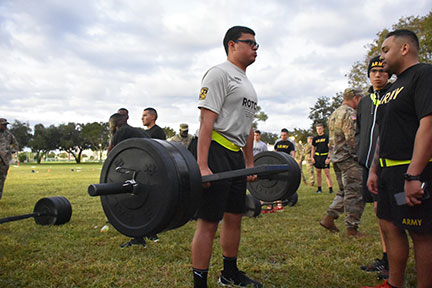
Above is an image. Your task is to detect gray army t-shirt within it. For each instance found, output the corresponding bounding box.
[198,61,258,147]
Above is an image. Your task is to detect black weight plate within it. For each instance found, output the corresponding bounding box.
[100,138,179,238]
[247,151,301,202]
[243,194,261,218]
[34,196,72,225]
[284,192,298,207]
[157,141,202,232]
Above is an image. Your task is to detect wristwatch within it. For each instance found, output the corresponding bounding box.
[403,173,421,181]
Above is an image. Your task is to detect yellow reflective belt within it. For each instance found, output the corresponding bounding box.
[315,152,328,156]
[211,131,241,152]
[380,157,432,168]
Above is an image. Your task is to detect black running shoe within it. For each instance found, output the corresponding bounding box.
[218,270,262,287]
[377,268,389,280]
[360,258,385,272]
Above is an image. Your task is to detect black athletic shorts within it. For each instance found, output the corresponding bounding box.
[377,163,432,232]
[195,141,246,222]
[362,167,378,203]
[314,154,330,169]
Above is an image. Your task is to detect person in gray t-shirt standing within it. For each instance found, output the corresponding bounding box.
[253,130,267,156]
[192,26,262,288]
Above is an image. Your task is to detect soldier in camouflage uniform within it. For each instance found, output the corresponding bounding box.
[295,140,307,184]
[320,89,365,237]
[169,123,194,148]
[0,118,19,199]
[304,136,315,186]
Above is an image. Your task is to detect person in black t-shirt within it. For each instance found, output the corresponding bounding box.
[273,128,295,211]
[311,123,333,194]
[140,107,166,244]
[274,128,295,157]
[141,107,166,140]
[363,30,432,288]
[107,107,130,153]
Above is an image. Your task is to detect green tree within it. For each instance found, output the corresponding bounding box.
[9,120,32,150]
[292,128,312,143]
[58,123,90,164]
[261,131,279,145]
[308,92,343,132]
[163,127,176,138]
[81,122,110,160]
[253,106,268,129]
[28,124,59,164]
[347,12,432,89]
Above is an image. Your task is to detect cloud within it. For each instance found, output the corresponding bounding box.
[0,0,431,136]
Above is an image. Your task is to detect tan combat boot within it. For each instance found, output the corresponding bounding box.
[346,227,363,238]
[320,215,339,232]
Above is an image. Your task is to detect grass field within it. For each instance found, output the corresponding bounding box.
[0,163,418,287]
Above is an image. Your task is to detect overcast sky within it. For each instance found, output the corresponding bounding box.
[1,0,431,135]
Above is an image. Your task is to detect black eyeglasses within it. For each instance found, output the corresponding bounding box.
[234,39,259,49]
[370,68,385,74]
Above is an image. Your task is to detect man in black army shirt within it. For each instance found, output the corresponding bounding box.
[274,128,295,158]
[363,29,432,288]
[311,123,333,194]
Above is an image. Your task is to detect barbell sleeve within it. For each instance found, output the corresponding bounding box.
[88,183,134,196]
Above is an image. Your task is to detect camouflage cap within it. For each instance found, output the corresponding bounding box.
[0,118,9,125]
[343,88,363,100]
[179,123,189,131]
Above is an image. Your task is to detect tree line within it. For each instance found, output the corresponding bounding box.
[10,121,110,164]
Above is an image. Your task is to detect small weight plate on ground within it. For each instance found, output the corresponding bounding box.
[34,196,72,225]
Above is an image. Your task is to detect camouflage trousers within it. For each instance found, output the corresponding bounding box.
[305,160,315,185]
[0,163,9,199]
[297,161,307,184]
[326,158,364,229]
[333,164,344,192]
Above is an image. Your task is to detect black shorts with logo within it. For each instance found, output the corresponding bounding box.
[377,163,432,232]
[314,154,330,169]
[195,141,246,222]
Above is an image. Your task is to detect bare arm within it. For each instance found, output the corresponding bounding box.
[405,115,432,206]
[311,144,316,163]
[197,108,218,185]
[242,127,257,182]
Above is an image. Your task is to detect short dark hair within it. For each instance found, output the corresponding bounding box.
[117,108,129,114]
[385,29,419,51]
[316,123,324,128]
[281,128,288,133]
[254,130,261,135]
[223,26,255,55]
[144,107,158,120]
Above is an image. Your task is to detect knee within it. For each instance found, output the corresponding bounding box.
[222,213,242,229]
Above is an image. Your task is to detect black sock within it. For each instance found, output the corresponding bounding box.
[329,187,333,192]
[193,268,208,288]
[318,186,322,190]
[382,252,388,267]
[223,255,238,275]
